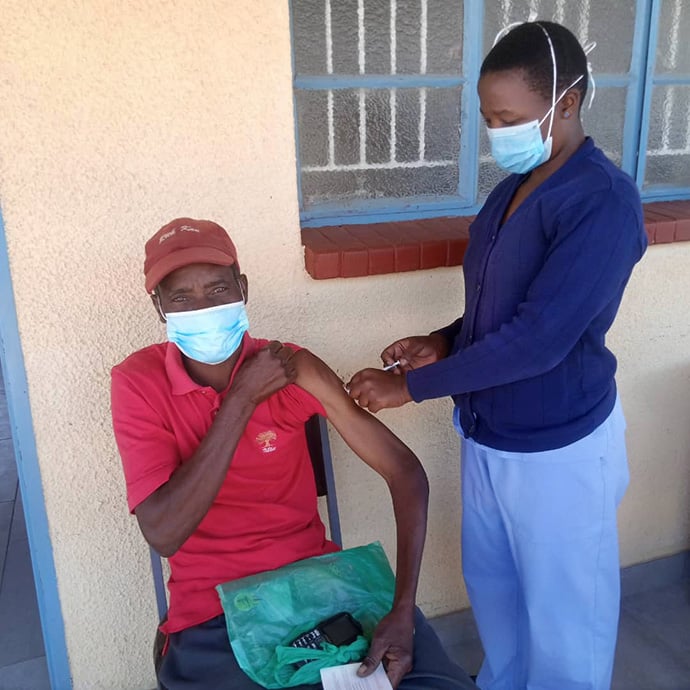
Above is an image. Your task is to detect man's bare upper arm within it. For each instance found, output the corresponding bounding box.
[292,350,420,480]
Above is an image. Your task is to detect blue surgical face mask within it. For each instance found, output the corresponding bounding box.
[165,301,249,365]
[486,116,554,174]
[486,73,583,175]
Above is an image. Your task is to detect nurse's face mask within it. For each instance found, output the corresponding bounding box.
[486,24,584,175]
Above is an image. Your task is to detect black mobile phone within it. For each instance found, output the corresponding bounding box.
[318,611,363,646]
[289,612,363,666]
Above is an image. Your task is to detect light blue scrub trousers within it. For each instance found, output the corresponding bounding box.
[458,398,629,690]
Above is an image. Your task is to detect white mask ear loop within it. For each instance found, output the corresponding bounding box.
[539,74,585,126]
[536,23,558,141]
[583,41,597,109]
[152,290,168,322]
[492,10,538,47]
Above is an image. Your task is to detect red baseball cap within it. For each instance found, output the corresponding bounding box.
[144,218,239,293]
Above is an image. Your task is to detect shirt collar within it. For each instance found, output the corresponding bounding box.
[165,333,259,396]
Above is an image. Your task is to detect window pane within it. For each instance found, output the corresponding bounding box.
[296,91,330,168]
[483,0,637,75]
[582,87,627,167]
[298,87,461,207]
[365,1,393,75]
[292,0,463,76]
[393,0,422,74]
[331,0,361,74]
[644,85,690,188]
[425,1,463,74]
[478,127,508,199]
[292,0,328,75]
[390,0,464,75]
[656,0,690,74]
[301,166,460,205]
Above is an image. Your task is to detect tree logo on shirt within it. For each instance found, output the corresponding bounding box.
[256,430,278,454]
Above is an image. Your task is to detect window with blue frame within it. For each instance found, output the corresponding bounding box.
[291,0,690,228]
[640,0,690,195]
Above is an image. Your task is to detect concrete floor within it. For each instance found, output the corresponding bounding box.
[430,568,690,689]
[0,363,688,689]
[0,367,49,689]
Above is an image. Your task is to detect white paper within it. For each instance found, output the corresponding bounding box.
[320,662,393,690]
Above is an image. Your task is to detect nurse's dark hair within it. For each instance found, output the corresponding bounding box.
[480,21,588,109]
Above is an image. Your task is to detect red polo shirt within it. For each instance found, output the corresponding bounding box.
[111,335,339,633]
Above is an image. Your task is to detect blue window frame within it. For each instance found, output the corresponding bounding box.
[636,0,690,199]
[291,0,690,228]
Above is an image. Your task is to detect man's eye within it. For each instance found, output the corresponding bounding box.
[171,295,188,303]
[211,286,228,294]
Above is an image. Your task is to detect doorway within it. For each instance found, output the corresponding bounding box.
[0,212,71,688]
[0,366,49,687]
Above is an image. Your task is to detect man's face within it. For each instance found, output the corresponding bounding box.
[154,263,247,319]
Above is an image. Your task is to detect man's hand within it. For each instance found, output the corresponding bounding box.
[357,607,415,689]
[133,341,296,557]
[346,369,412,413]
[232,341,296,405]
[381,334,449,372]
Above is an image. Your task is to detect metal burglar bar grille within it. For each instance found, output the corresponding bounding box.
[293,0,464,210]
[291,0,690,227]
[643,0,690,191]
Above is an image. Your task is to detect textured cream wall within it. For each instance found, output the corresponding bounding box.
[610,244,690,564]
[0,2,688,688]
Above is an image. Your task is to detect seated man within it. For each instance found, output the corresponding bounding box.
[111,218,476,690]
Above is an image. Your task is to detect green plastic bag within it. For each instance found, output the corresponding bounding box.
[216,542,395,688]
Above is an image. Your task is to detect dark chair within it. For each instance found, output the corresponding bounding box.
[151,414,342,673]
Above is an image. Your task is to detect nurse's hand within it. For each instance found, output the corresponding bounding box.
[381,334,449,372]
[347,369,412,413]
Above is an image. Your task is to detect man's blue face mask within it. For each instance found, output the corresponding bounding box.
[165,301,249,365]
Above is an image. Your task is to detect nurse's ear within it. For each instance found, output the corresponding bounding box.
[560,88,582,121]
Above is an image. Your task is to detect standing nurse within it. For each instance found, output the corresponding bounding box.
[348,21,647,690]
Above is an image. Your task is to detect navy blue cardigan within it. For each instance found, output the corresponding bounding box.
[407,139,647,452]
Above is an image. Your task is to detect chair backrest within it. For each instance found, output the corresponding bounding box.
[149,413,341,621]
[304,414,342,546]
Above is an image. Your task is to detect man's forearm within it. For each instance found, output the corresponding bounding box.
[135,391,255,556]
[388,465,429,611]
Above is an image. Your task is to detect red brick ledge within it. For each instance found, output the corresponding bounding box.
[302,200,690,280]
